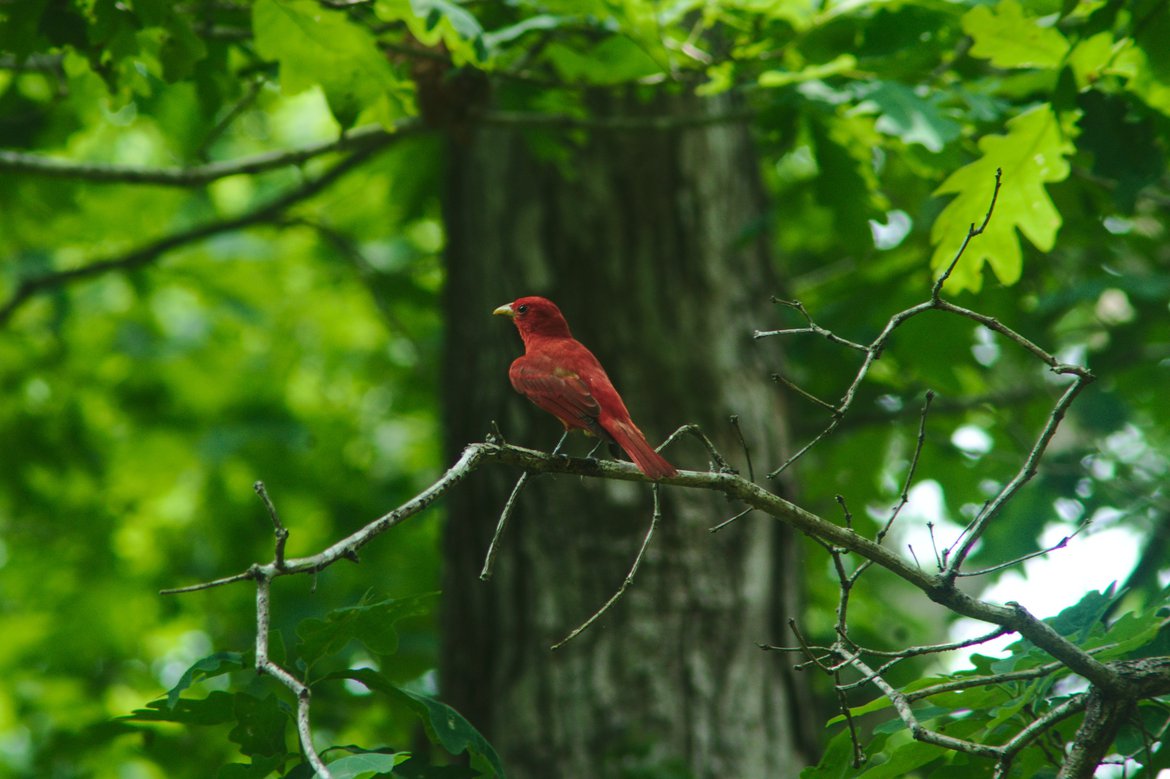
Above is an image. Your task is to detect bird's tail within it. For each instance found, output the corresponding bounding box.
[605,419,678,480]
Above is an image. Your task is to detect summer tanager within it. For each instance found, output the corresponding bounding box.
[493,296,678,480]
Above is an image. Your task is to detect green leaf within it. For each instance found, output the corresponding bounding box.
[1046,585,1115,638]
[329,669,506,778]
[1112,44,1170,117]
[855,81,962,152]
[253,0,404,128]
[483,15,562,50]
[1078,90,1165,211]
[0,0,50,57]
[963,0,1070,69]
[229,693,291,759]
[809,113,883,246]
[1067,31,1116,88]
[412,0,482,41]
[218,755,285,779]
[930,104,1077,292]
[296,591,439,668]
[392,755,480,778]
[165,651,248,708]
[856,737,944,778]
[759,54,857,87]
[321,751,411,778]
[125,690,238,725]
[544,37,665,84]
[150,3,208,81]
[375,0,488,65]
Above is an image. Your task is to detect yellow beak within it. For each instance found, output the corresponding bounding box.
[492,303,514,317]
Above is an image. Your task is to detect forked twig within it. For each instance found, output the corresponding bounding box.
[480,430,568,581]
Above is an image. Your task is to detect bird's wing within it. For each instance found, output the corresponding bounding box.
[509,351,602,432]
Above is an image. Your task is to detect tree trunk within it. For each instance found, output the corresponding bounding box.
[440,91,812,778]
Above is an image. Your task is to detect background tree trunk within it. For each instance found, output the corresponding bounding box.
[440,91,814,778]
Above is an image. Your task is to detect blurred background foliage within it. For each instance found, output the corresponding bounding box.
[1,0,1168,776]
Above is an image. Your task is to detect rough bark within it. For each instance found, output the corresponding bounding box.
[440,91,812,778]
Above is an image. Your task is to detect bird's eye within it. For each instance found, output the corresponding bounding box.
[517,304,529,314]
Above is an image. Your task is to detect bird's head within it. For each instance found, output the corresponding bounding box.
[493,296,574,340]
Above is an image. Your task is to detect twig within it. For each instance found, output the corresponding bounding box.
[835,627,1014,691]
[785,619,836,674]
[159,569,257,595]
[254,482,289,570]
[766,416,843,479]
[709,506,753,533]
[480,431,567,582]
[791,617,866,771]
[0,53,64,72]
[944,376,1093,579]
[906,661,1068,703]
[957,522,1089,578]
[845,653,1004,759]
[658,424,736,473]
[754,298,868,351]
[994,695,1088,778]
[479,472,531,582]
[932,167,1003,299]
[551,485,663,650]
[728,414,755,482]
[771,372,838,413]
[928,522,944,570]
[850,625,1012,661]
[254,576,332,778]
[876,390,935,545]
[836,495,853,530]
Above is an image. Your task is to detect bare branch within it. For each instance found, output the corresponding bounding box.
[480,430,568,581]
[931,166,1003,299]
[254,482,290,571]
[659,423,737,473]
[771,372,838,413]
[906,661,1068,703]
[861,625,1011,660]
[957,522,1088,578]
[944,375,1093,578]
[845,652,1005,759]
[480,472,532,581]
[254,576,332,778]
[728,414,755,482]
[159,569,257,595]
[709,506,753,533]
[551,485,662,650]
[0,120,423,186]
[765,416,843,479]
[876,390,934,544]
[996,695,1087,778]
[754,298,869,352]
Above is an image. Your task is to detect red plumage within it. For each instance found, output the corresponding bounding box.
[494,296,678,480]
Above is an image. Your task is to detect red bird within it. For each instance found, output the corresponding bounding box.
[494,296,678,480]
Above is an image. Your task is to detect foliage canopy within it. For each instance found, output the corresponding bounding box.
[1,0,1169,777]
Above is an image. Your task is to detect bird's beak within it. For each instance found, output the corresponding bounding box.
[492,303,514,318]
